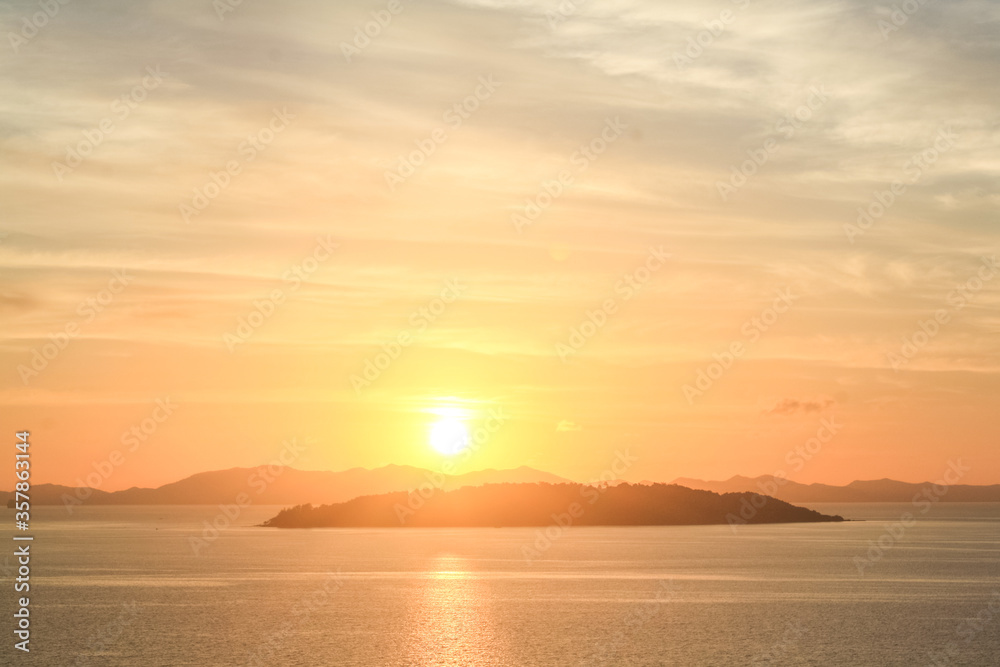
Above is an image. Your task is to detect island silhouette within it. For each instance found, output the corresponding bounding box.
[260,482,846,528]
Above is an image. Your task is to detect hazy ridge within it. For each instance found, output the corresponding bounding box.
[6,466,999,509]
[2,465,571,507]
[671,473,1000,502]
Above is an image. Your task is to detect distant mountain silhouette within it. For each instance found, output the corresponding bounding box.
[261,482,845,528]
[1,465,571,508]
[671,474,1000,502]
[7,466,997,509]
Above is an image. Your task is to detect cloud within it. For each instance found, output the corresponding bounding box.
[1,0,999,485]
[765,397,835,416]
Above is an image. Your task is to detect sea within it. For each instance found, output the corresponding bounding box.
[3,503,998,666]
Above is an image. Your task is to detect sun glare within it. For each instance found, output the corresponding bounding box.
[429,417,470,456]
[424,400,477,456]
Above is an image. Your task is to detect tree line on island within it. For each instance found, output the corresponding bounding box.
[261,482,846,528]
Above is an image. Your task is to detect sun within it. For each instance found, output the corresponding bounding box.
[424,400,477,456]
[429,417,471,456]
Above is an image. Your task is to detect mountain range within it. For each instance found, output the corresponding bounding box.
[671,473,1000,503]
[5,465,999,509]
[2,464,571,508]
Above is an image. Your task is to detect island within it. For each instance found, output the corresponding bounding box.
[261,482,845,528]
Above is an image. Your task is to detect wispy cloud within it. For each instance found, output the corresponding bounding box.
[0,0,997,486]
[765,397,836,416]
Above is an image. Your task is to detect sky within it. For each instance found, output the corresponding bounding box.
[1,0,998,490]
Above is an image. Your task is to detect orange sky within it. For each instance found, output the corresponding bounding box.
[2,0,999,490]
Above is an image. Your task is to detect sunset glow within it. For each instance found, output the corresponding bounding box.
[1,0,997,492]
[429,416,471,457]
[2,1,999,665]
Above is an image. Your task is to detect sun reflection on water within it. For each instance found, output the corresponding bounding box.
[406,554,506,666]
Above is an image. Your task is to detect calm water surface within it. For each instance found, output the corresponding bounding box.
[4,503,998,666]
